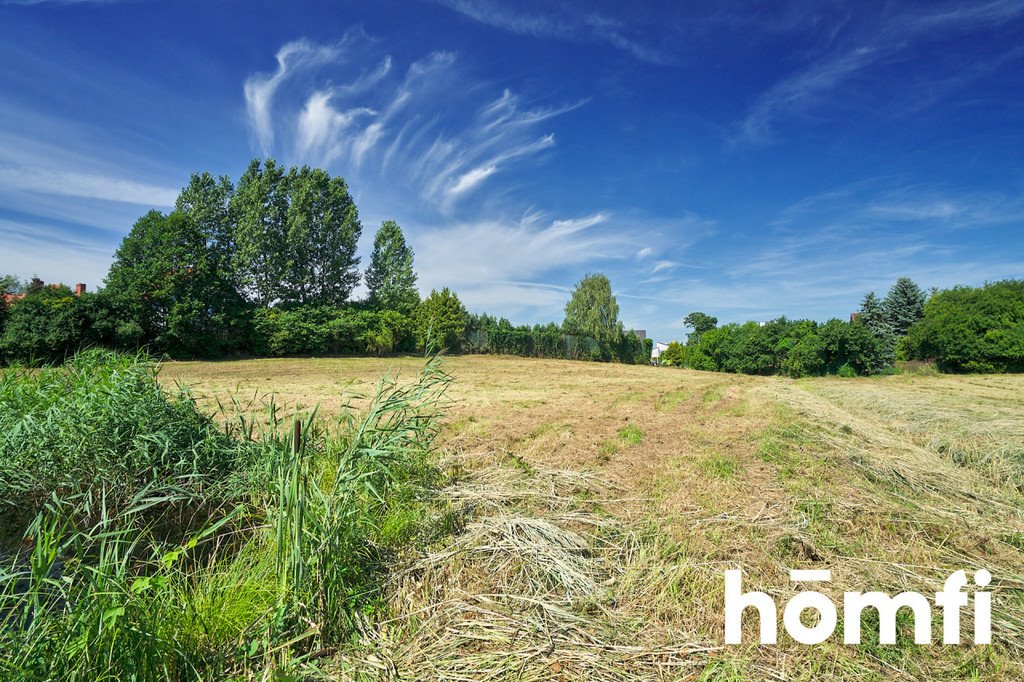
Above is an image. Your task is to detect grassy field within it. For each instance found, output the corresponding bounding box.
[161,355,1024,680]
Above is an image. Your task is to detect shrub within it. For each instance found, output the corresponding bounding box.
[0,349,451,679]
[0,287,116,365]
[660,341,686,367]
[686,317,892,378]
[250,306,414,357]
[0,349,244,520]
[906,280,1024,373]
[414,288,467,352]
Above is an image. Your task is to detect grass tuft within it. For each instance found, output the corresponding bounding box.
[617,424,645,445]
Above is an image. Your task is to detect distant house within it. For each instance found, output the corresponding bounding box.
[2,280,86,304]
[628,329,646,340]
[651,341,669,364]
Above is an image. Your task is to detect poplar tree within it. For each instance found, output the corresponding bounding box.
[175,171,235,280]
[229,159,362,306]
[230,159,289,307]
[280,165,361,306]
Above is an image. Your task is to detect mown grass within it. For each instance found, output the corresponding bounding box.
[157,356,1024,680]
[0,349,451,680]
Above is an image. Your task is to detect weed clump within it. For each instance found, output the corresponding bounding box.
[0,350,451,679]
[0,349,244,522]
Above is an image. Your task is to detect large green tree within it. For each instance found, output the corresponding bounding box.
[563,273,621,343]
[883,277,927,337]
[365,220,419,313]
[230,160,362,307]
[414,288,466,351]
[230,159,289,306]
[175,171,235,278]
[280,165,362,306]
[906,279,1024,372]
[105,210,247,357]
[683,311,718,345]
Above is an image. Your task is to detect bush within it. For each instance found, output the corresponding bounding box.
[906,280,1024,373]
[686,317,892,377]
[0,349,243,519]
[659,341,686,367]
[251,306,414,357]
[414,288,467,352]
[0,287,116,365]
[455,315,650,365]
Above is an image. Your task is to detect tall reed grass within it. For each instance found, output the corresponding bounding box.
[0,350,451,680]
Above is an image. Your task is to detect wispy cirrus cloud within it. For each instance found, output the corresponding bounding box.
[732,0,1024,146]
[413,211,628,316]
[425,0,670,64]
[0,167,176,206]
[243,34,580,212]
[721,181,1024,314]
[244,36,360,156]
[0,217,116,286]
[0,130,178,208]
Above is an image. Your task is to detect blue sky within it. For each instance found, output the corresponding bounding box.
[1,0,1022,342]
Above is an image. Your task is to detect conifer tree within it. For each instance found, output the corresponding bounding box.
[883,277,927,337]
[365,220,419,313]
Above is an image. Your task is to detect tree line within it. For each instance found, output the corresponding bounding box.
[660,276,1024,376]
[0,162,651,365]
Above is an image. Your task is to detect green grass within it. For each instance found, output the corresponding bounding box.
[699,454,741,479]
[617,424,645,445]
[702,386,725,405]
[655,388,691,411]
[597,440,620,462]
[0,350,452,680]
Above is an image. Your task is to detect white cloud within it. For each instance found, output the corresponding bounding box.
[244,37,359,155]
[732,1,1024,146]
[426,0,669,64]
[447,164,499,197]
[0,167,176,206]
[296,94,375,166]
[243,38,579,213]
[0,131,179,209]
[0,219,115,288]
[636,246,653,259]
[412,211,625,316]
[734,47,875,146]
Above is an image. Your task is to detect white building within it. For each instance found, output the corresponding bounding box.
[651,341,670,364]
